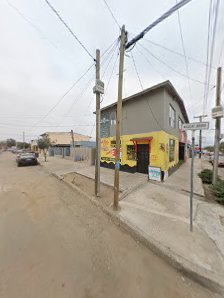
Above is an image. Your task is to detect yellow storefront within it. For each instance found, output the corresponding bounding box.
[100,130,179,178]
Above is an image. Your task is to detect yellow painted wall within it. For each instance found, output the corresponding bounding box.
[101,131,179,171]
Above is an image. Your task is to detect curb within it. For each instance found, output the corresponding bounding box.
[42,165,224,295]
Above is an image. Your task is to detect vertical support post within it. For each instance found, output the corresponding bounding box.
[198,116,202,159]
[95,49,101,197]
[71,129,75,161]
[213,67,222,185]
[71,129,75,148]
[23,131,25,149]
[190,130,195,232]
[114,25,126,209]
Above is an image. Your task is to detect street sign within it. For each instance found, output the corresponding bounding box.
[93,79,104,94]
[182,122,209,131]
[212,105,223,119]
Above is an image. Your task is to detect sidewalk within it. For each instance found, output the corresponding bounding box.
[39,155,147,198]
[39,155,224,294]
[163,158,204,197]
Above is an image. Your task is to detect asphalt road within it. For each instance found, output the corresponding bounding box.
[0,152,218,298]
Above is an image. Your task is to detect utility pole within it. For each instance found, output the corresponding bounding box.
[23,131,25,149]
[71,129,75,148]
[193,115,207,159]
[190,130,195,232]
[95,49,101,197]
[114,25,126,209]
[71,129,75,161]
[213,67,222,184]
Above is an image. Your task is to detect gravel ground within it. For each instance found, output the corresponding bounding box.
[0,152,219,298]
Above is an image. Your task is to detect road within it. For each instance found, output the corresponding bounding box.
[0,152,217,298]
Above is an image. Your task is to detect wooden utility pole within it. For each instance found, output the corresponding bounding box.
[114,25,126,209]
[71,129,75,148]
[23,131,25,149]
[193,115,207,159]
[213,67,222,184]
[95,49,101,197]
[71,129,75,161]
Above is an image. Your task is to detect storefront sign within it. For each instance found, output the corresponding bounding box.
[148,166,161,182]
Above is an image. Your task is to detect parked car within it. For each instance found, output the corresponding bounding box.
[211,154,224,166]
[16,153,38,167]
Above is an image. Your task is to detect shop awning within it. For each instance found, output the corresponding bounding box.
[130,137,153,142]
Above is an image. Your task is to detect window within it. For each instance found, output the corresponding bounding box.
[110,111,116,125]
[169,139,175,162]
[127,145,136,160]
[169,105,176,128]
[178,117,183,129]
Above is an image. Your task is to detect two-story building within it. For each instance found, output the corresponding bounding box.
[100,80,189,179]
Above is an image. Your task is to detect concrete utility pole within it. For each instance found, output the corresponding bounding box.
[114,25,126,209]
[213,67,222,185]
[193,115,207,159]
[23,131,25,149]
[95,49,101,197]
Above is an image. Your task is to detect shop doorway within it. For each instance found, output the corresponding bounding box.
[137,144,149,174]
[179,142,185,161]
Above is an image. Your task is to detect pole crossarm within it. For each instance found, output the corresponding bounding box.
[125,0,193,50]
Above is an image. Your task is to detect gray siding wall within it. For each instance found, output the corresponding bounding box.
[100,88,186,138]
[163,89,185,138]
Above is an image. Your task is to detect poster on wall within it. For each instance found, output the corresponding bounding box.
[148,166,161,182]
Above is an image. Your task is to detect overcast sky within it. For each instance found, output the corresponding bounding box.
[0,0,223,146]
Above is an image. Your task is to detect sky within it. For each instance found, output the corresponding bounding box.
[0,0,223,146]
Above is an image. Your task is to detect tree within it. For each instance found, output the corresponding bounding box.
[37,137,52,162]
[6,138,16,147]
[16,142,30,149]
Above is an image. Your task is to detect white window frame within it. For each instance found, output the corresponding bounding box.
[169,104,176,128]
[178,117,183,129]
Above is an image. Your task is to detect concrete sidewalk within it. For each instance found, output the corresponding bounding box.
[39,155,224,294]
[163,158,204,197]
[39,155,148,198]
[119,183,224,293]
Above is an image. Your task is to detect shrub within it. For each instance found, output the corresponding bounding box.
[198,169,213,184]
[212,181,224,205]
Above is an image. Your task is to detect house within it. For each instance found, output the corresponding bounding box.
[40,132,90,157]
[30,139,38,153]
[100,80,189,179]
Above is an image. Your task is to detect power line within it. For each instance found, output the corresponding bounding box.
[130,51,143,90]
[44,0,95,61]
[130,51,164,131]
[29,40,117,131]
[139,43,212,86]
[203,0,221,113]
[142,39,215,69]
[175,0,193,108]
[5,0,58,49]
[218,37,224,65]
[135,45,166,80]
[0,123,94,128]
[104,51,119,95]
[102,41,119,78]
[102,0,120,30]
[126,0,193,49]
[203,0,213,113]
[30,63,95,130]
